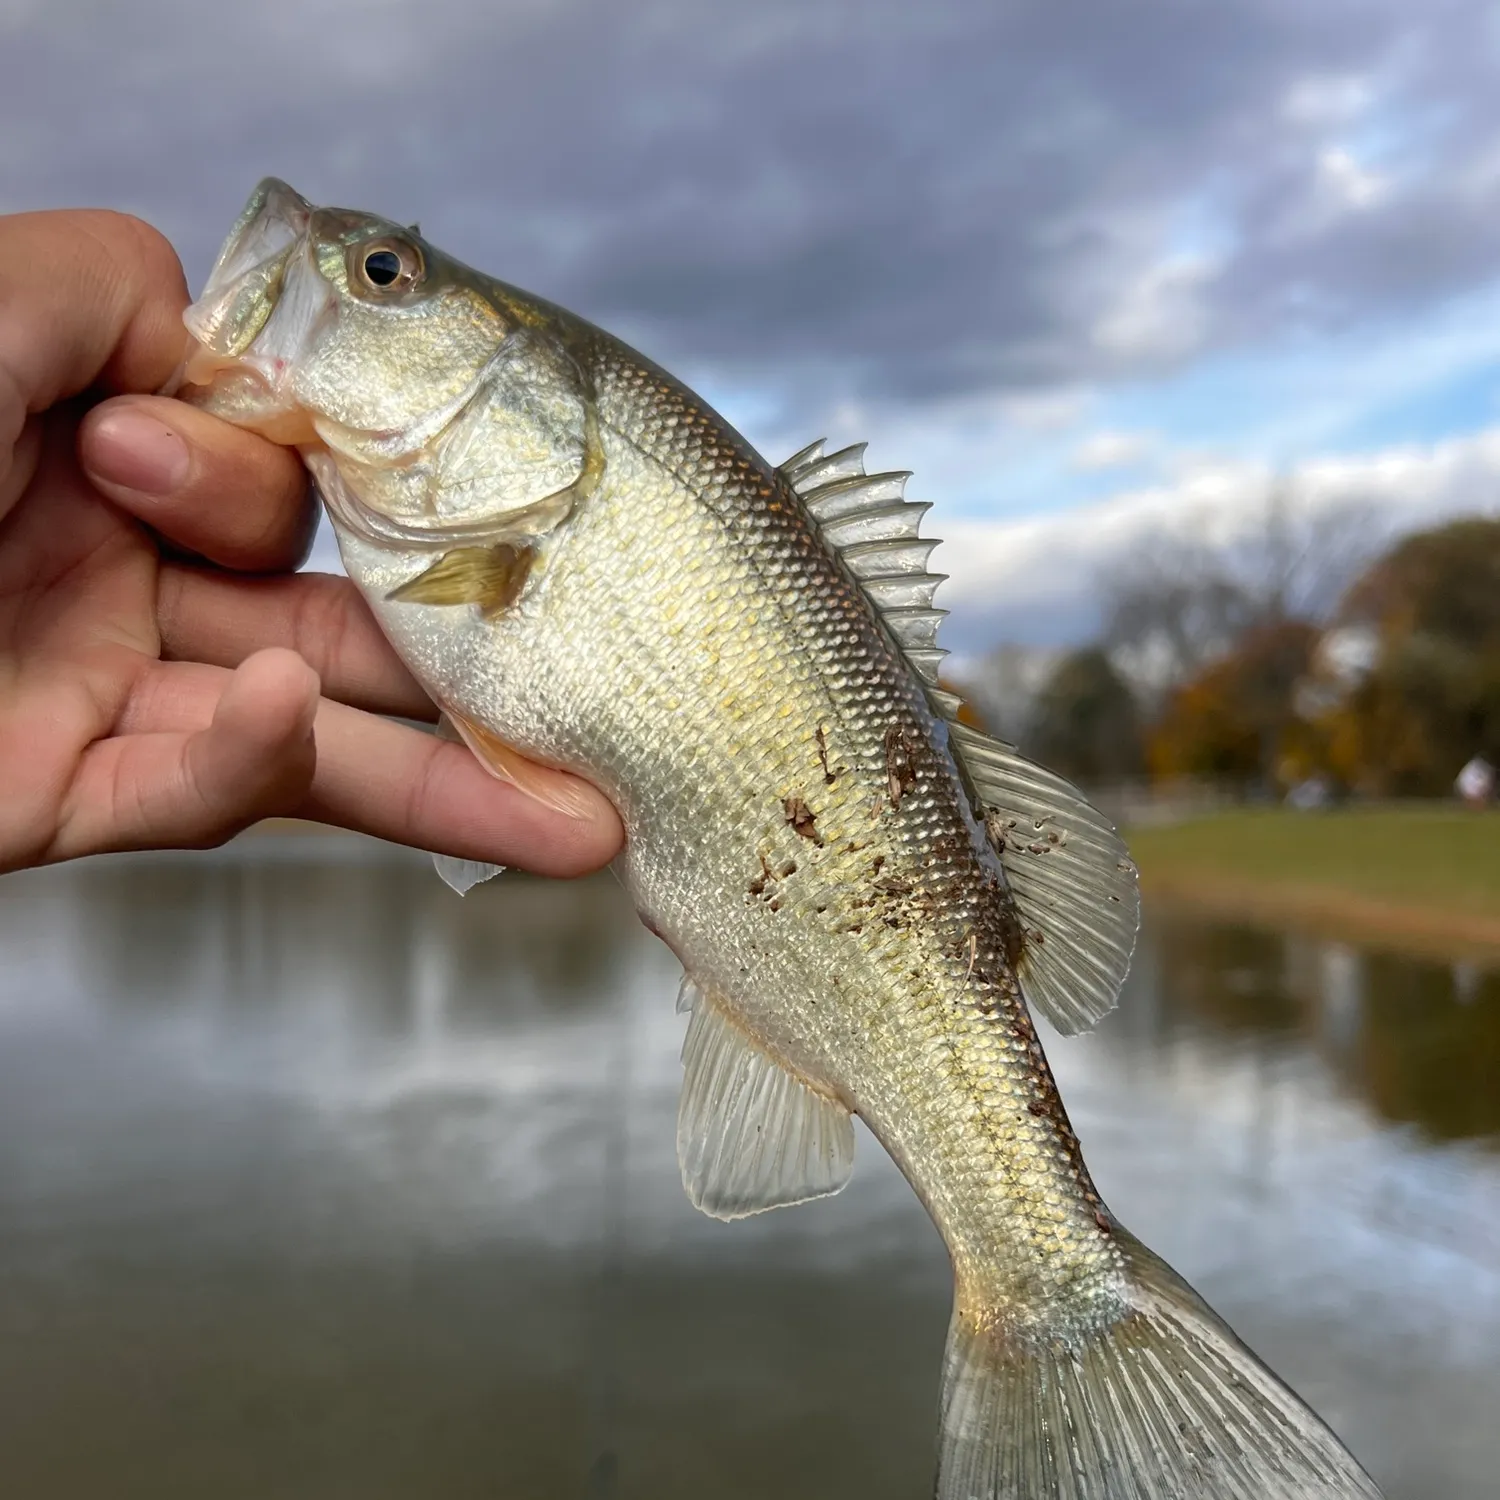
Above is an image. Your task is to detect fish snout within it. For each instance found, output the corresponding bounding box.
[185,179,312,358]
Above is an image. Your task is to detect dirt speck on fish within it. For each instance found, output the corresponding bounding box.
[180,179,1386,1499]
[783,794,821,843]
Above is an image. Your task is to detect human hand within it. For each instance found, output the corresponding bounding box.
[0,209,623,875]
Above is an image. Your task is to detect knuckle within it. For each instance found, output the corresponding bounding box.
[244,472,317,562]
[402,737,448,839]
[103,212,188,300]
[292,573,357,680]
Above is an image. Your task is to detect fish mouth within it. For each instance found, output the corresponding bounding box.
[186,178,310,356]
[182,178,333,440]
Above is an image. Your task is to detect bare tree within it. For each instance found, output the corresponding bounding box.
[959,643,1061,745]
[1235,478,1386,625]
[1101,533,1254,690]
[1100,476,1386,694]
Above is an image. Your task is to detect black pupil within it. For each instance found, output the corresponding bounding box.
[363,248,403,286]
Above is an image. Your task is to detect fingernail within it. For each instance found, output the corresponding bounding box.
[85,408,191,495]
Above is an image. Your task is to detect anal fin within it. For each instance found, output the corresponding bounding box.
[678,983,854,1221]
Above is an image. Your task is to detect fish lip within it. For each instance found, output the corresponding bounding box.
[184,179,314,356]
[202,178,312,300]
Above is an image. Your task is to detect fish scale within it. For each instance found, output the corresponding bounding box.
[182,177,1387,1500]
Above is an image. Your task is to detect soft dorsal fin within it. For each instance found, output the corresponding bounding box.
[780,441,1140,1035]
[677,978,855,1220]
[948,723,1140,1034]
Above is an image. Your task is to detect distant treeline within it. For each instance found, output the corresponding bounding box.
[963,508,1500,799]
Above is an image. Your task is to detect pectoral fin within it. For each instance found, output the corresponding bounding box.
[677,982,854,1220]
[387,542,535,616]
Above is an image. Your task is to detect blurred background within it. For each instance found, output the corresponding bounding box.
[1,2,1497,1497]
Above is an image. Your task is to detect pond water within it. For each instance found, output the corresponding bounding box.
[0,838,1496,1498]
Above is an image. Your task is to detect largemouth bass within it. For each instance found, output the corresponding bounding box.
[182,179,1383,1499]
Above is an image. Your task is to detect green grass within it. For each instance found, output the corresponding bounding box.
[1125,805,1500,919]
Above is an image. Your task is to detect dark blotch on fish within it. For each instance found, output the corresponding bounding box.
[748,850,775,899]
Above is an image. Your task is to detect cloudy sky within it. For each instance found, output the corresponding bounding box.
[4,0,1499,652]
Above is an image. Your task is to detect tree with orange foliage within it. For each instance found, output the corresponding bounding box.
[1148,620,1320,790]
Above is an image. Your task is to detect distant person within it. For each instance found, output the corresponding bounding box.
[1455,755,1495,808]
[0,208,623,878]
[1286,774,1332,811]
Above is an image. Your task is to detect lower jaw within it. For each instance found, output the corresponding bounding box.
[178,358,320,446]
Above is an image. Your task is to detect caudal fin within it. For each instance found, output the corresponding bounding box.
[937,1230,1383,1499]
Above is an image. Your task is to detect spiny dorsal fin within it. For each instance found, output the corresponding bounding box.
[780,440,949,685]
[780,440,1140,1035]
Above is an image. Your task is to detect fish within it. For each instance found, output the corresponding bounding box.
[181,179,1385,1499]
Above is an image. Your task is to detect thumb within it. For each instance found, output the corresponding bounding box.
[179,648,321,837]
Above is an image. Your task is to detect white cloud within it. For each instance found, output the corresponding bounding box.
[1281,73,1375,127]
[1090,256,1215,365]
[1315,146,1388,211]
[992,388,1092,433]
[1069,429,1157,473]
[932,426,1500,647]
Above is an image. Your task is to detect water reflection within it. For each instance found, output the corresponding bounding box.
[1142,909,1500,1143]
[0,841,1497,1498]
[60,854,628,1026]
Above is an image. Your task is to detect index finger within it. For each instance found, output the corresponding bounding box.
[0,209,189,420]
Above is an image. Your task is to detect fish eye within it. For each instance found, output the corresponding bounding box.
[350,236,425,295]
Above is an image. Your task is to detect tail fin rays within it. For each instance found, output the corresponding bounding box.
[937,1230,1383,1499]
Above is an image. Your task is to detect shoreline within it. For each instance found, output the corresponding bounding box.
[1127,806,1500,965]
[246,812,1500,965]
[1138,871,1500,965]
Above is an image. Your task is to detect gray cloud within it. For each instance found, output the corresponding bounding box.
[3,0,1497,415]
